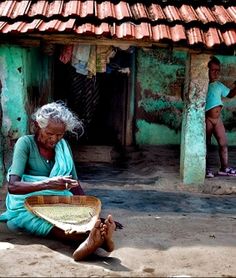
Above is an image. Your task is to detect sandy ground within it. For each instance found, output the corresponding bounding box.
[0,146,236,277]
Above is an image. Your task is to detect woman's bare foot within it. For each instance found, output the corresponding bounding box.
[101,214,116,252]
[73,219,104,261]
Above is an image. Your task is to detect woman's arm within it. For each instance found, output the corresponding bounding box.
[8,175,80,195]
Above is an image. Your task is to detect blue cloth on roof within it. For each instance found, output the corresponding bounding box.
[0,139,73,237]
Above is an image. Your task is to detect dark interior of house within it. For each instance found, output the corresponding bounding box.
[53,47,133,147]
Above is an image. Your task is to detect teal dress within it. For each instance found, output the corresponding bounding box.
[0,135,77,236]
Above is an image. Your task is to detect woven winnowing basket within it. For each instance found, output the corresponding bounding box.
[25,195,101,233]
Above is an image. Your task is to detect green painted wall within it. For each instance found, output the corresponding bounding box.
[135,49,236,146]
[0,45,52,185]
[0,46,28,139]
[135,48,186,145]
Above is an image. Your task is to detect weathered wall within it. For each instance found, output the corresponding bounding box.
[0,46,29,185]
[135,48,186,145]
[0,45,52,185]
[135,49,236,146]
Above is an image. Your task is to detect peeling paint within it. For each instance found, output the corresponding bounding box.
[0,45,52,185]
[136,119,181,145]
[136,48,186,145]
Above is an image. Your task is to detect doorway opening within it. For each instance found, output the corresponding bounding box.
[53,47,133,151]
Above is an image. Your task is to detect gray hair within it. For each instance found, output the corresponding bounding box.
[32,102,84,136]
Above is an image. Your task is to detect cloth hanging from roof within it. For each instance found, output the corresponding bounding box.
[59,44,122,77]
[72,45,91,76]
[87,45,97,78]
[96,46,116,73]
[59,45,73,64]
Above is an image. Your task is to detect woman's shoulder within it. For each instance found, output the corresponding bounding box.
[17,134,34,142]
[15,135,35,147]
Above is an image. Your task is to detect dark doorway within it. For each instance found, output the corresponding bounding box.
[53,48,132,147]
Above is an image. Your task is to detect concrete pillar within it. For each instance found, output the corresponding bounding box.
[180,53,209,184]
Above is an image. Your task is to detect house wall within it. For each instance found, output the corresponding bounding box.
[135,48,186,145]
[135,48,236,146]
[0,45,52,185]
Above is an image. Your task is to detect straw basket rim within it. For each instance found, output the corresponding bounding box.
[24,195,102,233]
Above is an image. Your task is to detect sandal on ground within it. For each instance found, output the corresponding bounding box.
[206,169,215,178]
[218,167,236,176]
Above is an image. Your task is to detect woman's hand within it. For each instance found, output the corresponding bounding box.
[46,176,79,191]
[8,174,84,194]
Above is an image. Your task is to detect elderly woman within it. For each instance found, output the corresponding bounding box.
[0,102,116,261]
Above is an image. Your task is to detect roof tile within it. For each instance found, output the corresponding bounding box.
[45,1,63,18]
[227,6,236,21]
[212,5,233,24]
[10,1,31,19]
[163,6,182,22]
[205,27,223,48]
[61,1,78,17]
[28,1,48,17]
[0,1,15,17]
[170,24,186,41]
[20,19,41,33]
[79,0,94,18]
[96,2,114,19]
[179,5,199,23]
[195,6,216,24]
[152,24,171,41]
[187,27,204,45]
[115,2,132,19]
[130,3,148,20]
[0,0,235,49]
[222,29,236,46]
[148,4,166,21]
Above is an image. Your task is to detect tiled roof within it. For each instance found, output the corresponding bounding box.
[0,0,235,49]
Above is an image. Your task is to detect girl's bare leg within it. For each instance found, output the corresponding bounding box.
[213,118,228,170]
[205,117,214,169]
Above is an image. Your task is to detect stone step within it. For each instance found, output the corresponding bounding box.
[72,145,114,163]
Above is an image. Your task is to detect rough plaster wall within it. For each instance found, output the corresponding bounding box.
[135,49,236,147]
[25,48,52,118]
[0,46,28,140]
[0,46,52,185]
[180,54,208,184]
[135,48,187,145]
[0,46,29,184]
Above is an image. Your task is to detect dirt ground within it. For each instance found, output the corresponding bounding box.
[0,146,236,277]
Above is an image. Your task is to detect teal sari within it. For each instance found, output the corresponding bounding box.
[0,139,73,236]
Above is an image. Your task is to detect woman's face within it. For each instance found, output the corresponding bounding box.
[37,120,66,149]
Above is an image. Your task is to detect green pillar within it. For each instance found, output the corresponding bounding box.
[180,54,209,184]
